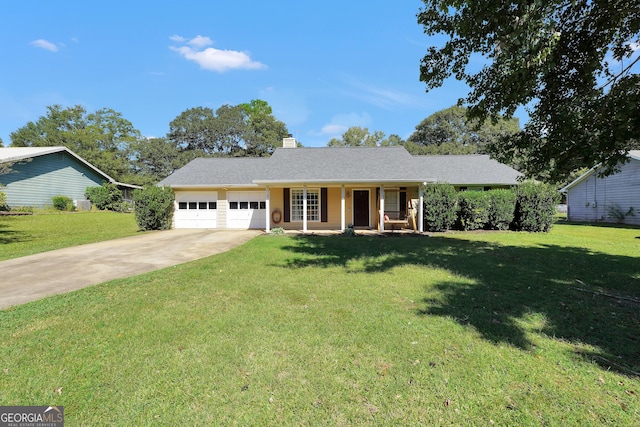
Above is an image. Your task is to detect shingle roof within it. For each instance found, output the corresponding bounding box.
[158,157,273,187]
[0,146,115,183]
[412,155,523,185]
[158,146,523,187]
[0,146,68,162]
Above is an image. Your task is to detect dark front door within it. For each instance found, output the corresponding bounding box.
[353,190,369,226]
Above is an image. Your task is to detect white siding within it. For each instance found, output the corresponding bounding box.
[567,159,640,225]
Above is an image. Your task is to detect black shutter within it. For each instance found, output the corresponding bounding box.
[283,188,290,222]
[321,188,328,222]
[400,191,407,218]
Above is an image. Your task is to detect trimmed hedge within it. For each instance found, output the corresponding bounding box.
[486,189,517,230]
[457,191,491,231]
[419,183,557,233]
[133,186,174,231]
[513,181,560,232]
[422,183,457,232]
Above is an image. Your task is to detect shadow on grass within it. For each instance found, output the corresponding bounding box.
[280,234,640,376]
[0,222,31,245]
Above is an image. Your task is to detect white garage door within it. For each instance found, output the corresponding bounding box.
[227,191,266,229]
[174,191,218,229]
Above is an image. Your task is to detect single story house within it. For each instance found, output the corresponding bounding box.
[560,150,640,225]
[0,146,140,209]
[158,138,523,233]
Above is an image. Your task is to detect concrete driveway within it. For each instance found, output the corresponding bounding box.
[0,229,261,310]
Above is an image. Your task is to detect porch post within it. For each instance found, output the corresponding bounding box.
[265,186,271,233]
[341,185,345,232]
[303,186,308,233]
[379,186,385,233]
[418,185,424,233]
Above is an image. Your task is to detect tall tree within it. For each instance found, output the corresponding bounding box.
[166,107,216,154]
[327,127,392,147]
[127,137,192,185]
[406,106,520,155]
[418,0,640,181]
[241,99,289,156]
[10,105,140,181]
[210,104,248,156]
[168,100,289,157]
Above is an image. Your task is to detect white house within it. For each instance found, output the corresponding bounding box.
[561,151,640,225]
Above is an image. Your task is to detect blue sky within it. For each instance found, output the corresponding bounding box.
[1,1,496,148]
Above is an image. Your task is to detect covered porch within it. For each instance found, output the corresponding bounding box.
[260,182,430,234]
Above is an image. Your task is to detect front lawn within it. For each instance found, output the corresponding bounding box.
[0,211,141,261]
[1,224,638,425]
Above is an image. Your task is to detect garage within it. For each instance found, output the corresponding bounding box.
[227,191,266,229]
[174,191,218,229]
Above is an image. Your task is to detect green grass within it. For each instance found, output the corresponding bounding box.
[1,223,639,425]
[0,211,141,261]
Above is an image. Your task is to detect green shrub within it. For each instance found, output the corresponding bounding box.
[486,189,516,230]
[86,183,123,211]
[342,225,356,237]
[52,195,74,211]
[270,227,286,236]
[513,181,560,232]
[421,183,457,232]
[456,191,491,230]
[133,186,174,230]
[0,191,8,211]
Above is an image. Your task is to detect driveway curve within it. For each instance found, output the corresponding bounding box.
[0,229,261,310]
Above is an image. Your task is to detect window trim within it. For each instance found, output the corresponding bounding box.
[290,188,321,222]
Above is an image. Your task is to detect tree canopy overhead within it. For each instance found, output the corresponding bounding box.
[418,0,640,181]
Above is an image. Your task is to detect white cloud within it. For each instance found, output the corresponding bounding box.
[169,34,186,43]
[187,35,213,48]
[320,112,372,136]
[170,35,266,73]
[29,39,58,52]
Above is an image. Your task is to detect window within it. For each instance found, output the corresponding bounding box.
[385,191,399,211]
[250,201,259,209]
[199,202,208,209]
[259,201,266,209]
[240,202,249,209]
[208,201,217,209]
[188,202,197,209]
[291,189,319,222]
[230,202,238,209]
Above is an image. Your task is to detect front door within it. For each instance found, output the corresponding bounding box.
[353,190,369,227]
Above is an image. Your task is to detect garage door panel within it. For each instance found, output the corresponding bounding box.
[227,191,266,229]
[175,191,218,229]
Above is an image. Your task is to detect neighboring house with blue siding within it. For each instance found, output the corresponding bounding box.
[561,151,640,225]
[0,146,139,209]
